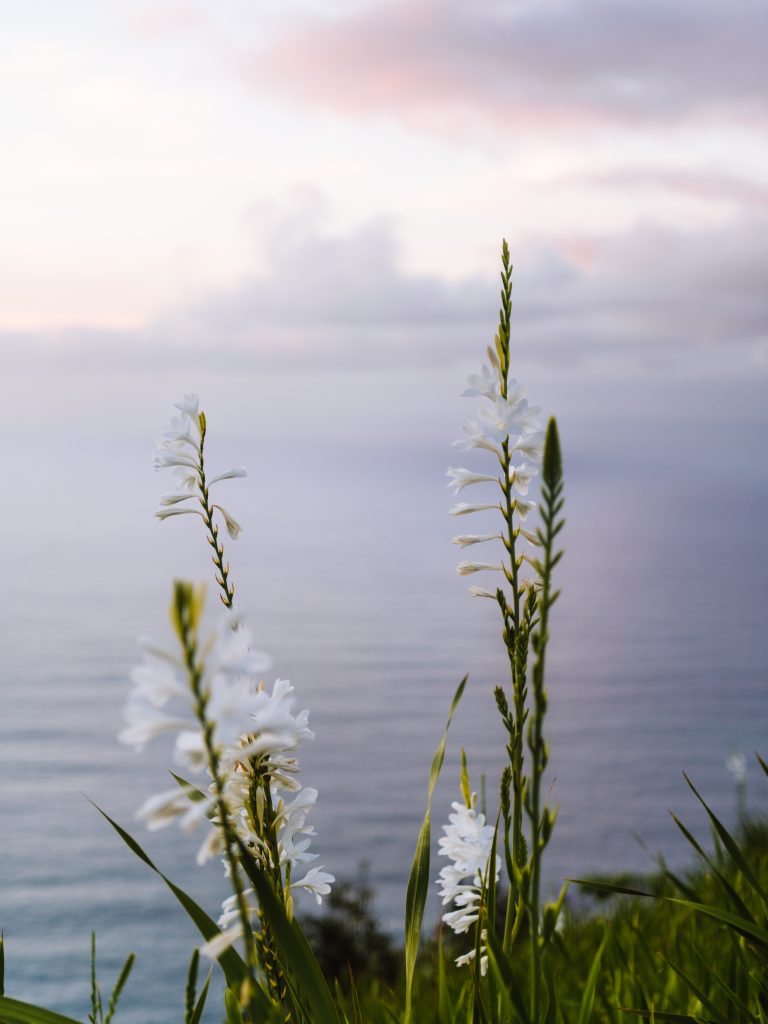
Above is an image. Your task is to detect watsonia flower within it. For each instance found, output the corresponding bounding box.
[437,794,501,975]
[447,354,543,594]
[153,394,245,607]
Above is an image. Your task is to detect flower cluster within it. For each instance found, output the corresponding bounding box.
[153,392,245,540]
[447,348,543,592]
[121,599,334,953]
[437,796,501,974]
[122,395,335,967]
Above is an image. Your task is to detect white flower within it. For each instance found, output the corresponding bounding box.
[509,462,538,496]
[152,396,246,540]
[175,393,200,420]
[456,561,503,576]
[208,467,247,485]
[119,700,189,749]
[514,499,536,521]
[136,787,214,833]
[292,866,335,905]
[462,363,499,401]
[512,431,544,463]
[452,426,501,455]
[452,534,500,548]
[122,610,273,776]
[212,504,243,539]
[474,394,541,446]
[448,502,500,516]
[437,796,500,971]
[154,507,205,524]
[159,491,199,506]
[447,468,498,493]
[727,753,747,784]
[468,586,497,599]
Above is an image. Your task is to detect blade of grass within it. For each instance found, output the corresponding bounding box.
[190,971,212,1024]
[249,868,341,1024]
[485,923,531,1024]
[89,800,247,989]
[0,998,84,1024]
[404,675,467,1024]
[576,933,608,1024]
[661,955,730,1024]
[682,773,768,906]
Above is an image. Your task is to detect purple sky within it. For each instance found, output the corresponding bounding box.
[1,0,766,438]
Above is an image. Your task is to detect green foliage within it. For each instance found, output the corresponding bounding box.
[403,675,466,1023]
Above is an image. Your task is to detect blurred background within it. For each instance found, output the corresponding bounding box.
[1,1,767,1019]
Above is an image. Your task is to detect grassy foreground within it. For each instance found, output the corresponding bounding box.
[307,810,768,1023]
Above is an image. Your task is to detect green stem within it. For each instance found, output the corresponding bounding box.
[179,610,260,1016]
[197,420,235,609]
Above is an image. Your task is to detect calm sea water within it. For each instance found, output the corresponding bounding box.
[1,400,766,1021]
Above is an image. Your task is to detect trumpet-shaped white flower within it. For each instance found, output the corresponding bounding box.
[471,392,541,447]
[448,502,500,517]
[452,533,500,548]
[152,396,247,541]
[292,866,335,905]
[437,796,500,972]
[457,561,503,576]
[120,615,272,765]
[509,462,538,495]
[447,468,498,493]
[512,431,545,463]
[462,363,499,401]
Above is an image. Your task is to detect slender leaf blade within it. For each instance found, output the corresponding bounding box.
[404,675,467,1023]
[89,801,247,987]
[0,997,84,1024]
[250,870,341,1024]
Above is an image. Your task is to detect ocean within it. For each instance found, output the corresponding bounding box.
[1,370,766,1021]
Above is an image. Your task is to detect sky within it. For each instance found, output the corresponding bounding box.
[1,0,767,441]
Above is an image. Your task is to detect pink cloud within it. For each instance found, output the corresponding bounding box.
[573,169,768,212]
[245,0,768,133]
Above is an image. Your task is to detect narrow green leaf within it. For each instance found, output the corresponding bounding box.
[576,933,607,1024]
[571,878,768,950]
[661,956,730,1024]
[104,953,135,1024]
[185,949,199,1024]
[250,869,341,1024]
[568,879,654,899]
[689,945,756,1022]
[346,964,364,1024]
[542,959,557,1024]
[683,773,768,906]
[189,971,211,1024]
[438,928,450,1024]
[669,813,753,921]
[666,897,768,951]
[404,675,467,1024]
[223,987,243,1024]
[755,752,768,778]
[170,773,209,805]
[0,997,84,1024]
[620,1012,715,1023]
[485,925,531,1024]
[89,801,247,988]
[0,933,4,997]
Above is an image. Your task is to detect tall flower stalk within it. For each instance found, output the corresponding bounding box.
[153,393,245,608]
[123,395,333,1018]
[441,242,565,1022]
[445,241,544,952]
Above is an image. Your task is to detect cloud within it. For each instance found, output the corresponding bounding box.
[569,169,768,212]
[2,213,766,378]
[244,0,768,132]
